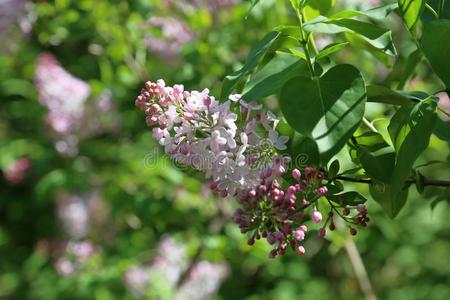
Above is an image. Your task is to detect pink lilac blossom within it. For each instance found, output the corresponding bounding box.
[53,240,99,277]
[175,261,228,300]
[35,53,119,156]
[123,236,228,299]
[151,235,189,285]
[0,0,36,33]
[2,158,31,185]
[124,266,151,297]
[146,17,195,60]
[135,80,369,257]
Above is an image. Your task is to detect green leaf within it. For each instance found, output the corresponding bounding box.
[280,64,366,163]
[371,100,438,217]
[329,3,398,20]
[328,159,340,179]
[221,31,280,99]
[398,0,425,29]
[388,105,415,150]
[398,49,423,89]
[315,42,349,60]
[288,133,321,167]
[367,85,416,105]
[433,119,450,142]
[390,100,438,200]
[304,17,396,56]
[421,20,450,89]
[242,53,308,101]
[304,0,335,20]
[327,191,367,206]
[354,132,396,183]
[369,180,409,218]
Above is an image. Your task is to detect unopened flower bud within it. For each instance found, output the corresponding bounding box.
[296,245,305,255]
[311,211,322,223]
[318,228,326,237]
[292,169,301,181]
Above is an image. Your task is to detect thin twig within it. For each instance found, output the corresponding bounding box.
[336,176,450,187]
[344,239,377,300]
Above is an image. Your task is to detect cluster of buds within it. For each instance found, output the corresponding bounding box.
[135,80,368,258]
[233,166,329,258]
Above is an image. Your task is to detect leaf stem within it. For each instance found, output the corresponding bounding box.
[336,175,450,187]
[294,5,315,78]
[362,117,378,133]
[425,3,439,19]
[438,0,445,18]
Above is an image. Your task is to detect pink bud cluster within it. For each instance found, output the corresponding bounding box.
[233,167,329,258]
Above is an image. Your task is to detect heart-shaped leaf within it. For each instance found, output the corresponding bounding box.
[280,64,366,163]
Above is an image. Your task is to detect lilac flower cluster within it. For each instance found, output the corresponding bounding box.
[146,17,195,60]
[135,80,369,257]
[53,240,99,276]
[124,236,228,299]
[35,53,119,156]
[135,80,288,197]
[0,0,35,34]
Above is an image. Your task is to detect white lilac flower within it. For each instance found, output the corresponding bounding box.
[135,80,286,197]
[268,130,289,150]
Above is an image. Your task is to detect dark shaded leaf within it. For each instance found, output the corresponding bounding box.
[421,20,450,89]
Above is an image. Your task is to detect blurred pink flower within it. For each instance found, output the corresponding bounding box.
[146,17,195,60]
[35,53,120,156]
[52,240,99,276]
[0,0,30,33]
[175,261,229,300]
[123,235,229,299]
[124,266,150,297]
[3,158,31,185]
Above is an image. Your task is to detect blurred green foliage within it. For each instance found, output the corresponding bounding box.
[0,0,449,299]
